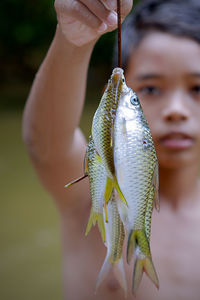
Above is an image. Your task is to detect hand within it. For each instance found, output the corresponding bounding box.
[54,0,133,46]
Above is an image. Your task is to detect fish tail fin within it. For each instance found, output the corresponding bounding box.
[95,254,111,293]
[132,254,159,294]
[95,256,127,297]
[113,258,128,298]
[113,176,128,207]
[85,210,106,242]
[64,174,88,188]
[127,230,159,294]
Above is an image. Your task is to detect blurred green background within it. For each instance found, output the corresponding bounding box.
[0,0,138,299]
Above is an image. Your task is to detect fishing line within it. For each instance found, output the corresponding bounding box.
[117,0,122,68]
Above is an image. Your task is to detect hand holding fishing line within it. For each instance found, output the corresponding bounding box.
[54,0,132,46]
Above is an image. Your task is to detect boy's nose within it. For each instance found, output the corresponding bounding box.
[162,91,189,122]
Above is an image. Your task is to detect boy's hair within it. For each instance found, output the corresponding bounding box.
[114,0,200,70]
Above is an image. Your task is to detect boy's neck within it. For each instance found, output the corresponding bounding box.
[159,164,200,209]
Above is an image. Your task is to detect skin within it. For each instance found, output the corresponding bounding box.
[23,1,200,299]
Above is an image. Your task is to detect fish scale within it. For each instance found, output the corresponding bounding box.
[113,69,159,293]
[92,68,124,179]
[84,136,107,242]
[65,67,159,295]
[108,197,125,263]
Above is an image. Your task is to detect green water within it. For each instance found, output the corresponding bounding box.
[0,98,98,300]
[0,112,62,300]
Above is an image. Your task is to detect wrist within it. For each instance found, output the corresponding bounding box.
[55,24,97,54]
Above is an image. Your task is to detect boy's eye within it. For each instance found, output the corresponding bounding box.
[190,85,200,94]
[139,86,160,96]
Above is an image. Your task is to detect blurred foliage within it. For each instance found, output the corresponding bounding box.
[0,0,56,81]
[0,0,139,110]
[0,0,56,110]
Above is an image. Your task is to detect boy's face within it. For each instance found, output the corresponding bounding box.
[126,32,200,169]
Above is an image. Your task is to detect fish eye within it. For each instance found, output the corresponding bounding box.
[130,95,139,105]
[122,78,125,83]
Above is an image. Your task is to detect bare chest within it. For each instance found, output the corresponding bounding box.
[62,203,200,300]
[135,205,200,300]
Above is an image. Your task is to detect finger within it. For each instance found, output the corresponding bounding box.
[66,0,103,29]
[101,0,117,10]
[121,0,133,19]
[80,0,117,27]
[102,0,133,19]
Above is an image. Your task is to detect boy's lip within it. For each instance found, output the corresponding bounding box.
[159,132,195,150]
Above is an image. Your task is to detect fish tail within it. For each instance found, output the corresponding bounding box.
[127,230,159,294]
[95,256,127,297]
[95,254,111,293]
[85,210,106,242]
[132,254,159,294]
[113,176,128,207]
[113,258,128,298]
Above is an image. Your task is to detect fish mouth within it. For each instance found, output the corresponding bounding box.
[112,68,124,87]
[159,132,195,150]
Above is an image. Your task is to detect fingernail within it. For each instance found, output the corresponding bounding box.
[107,11,117,26]
[97,22,108,33]
[106,0,117,10]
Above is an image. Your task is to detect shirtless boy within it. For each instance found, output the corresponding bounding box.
[23,0,200,299]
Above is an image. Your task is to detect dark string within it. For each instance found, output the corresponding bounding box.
[117,0,122,68]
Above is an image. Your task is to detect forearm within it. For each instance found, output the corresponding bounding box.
[23,25,95,162]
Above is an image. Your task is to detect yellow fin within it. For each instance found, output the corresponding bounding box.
[132,256,159,294]
[96,153,102,163]
[104,202,108,223]
[104,177,113,223]
[144,257,159,289]
[127,230,159,293]
[132,258,143,295]
[104,177,113,204]
[127,230,136,264]
[85,210,106,242]
[113,176,128,207]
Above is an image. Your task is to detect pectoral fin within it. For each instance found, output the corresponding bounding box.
[104,177,113,223]
[122,117,127,137]
[113,176,128,207]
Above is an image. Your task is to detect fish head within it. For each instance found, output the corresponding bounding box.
[107,68,129,95]
[119,88,143,118]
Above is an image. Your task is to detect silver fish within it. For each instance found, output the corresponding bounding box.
[92,68,128,207]
[113,70,159,293]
